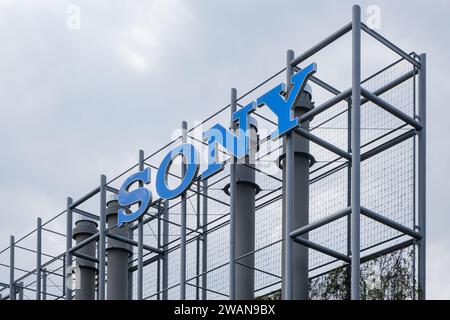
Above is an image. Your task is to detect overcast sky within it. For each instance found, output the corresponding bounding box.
[0,0,449,299]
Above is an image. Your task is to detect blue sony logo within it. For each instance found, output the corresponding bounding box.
[116,63,317,227]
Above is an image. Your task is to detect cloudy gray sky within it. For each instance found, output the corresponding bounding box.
[0,0,449,299]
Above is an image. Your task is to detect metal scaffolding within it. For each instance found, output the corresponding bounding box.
[0,5,426,301]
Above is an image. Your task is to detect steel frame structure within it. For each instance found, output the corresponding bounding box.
[0,5,425,300]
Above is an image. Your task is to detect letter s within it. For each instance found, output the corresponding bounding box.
[117,167,152,227]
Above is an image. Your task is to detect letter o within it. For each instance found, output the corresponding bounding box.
[156,143,199,199]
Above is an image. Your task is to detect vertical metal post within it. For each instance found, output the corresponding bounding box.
[157,203,162,300]
[351,4,361,300]
[201,179,208,300]
[137,149,144,300]
[9,235,14,300]
[18,282,23,300]
[283,50,295,300]
[229,88,237,300]
[418,53,426,300]
[42,269,47,300]
[98,175,107,300]
[128,226,134,300]
[180,121,187,299]
[196,180,201,300]
[65,197,73,300]
[36,217,42,300]
[162,199,169,300]
[346,101,352,300]
[62,253,66,298]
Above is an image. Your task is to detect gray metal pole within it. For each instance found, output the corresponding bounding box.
[162,199,169,300]
[234,117,259,300]
[347,101,352,300]
[137,149,144,300]
[36,217,42,300]
[18,282,23,300]
[196,181,201,300]
[351,4,361,300]
[65,197,73,300]
[9,235,14,300]
[283,50,295,300]
[106,196,132,300]
[73,219,98,300]
[180,121,187,299]
[128,225,134,300]
[98,175,107,300]
[157,203,162,300]
[418,53,426,300]
[201,179,208,300]
[42,269,47,300]
[229,88,237,300]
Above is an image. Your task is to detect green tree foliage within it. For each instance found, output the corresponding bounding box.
[257,246,416,300]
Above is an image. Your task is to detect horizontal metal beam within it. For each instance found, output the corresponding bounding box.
[361,24,420,68]
[361,207,422,240]
[71,251,99,264]
[73,208,100,221]
[361,129,415,161]
[299,88,352,123]
[360,238,416,264]
[293,237,351,263]
[290,207,351,238]
[129,211,161,231]
[295,127,352,160]
[361,69,418,105]
[290,22,352,66]
[68,233,99,254]
[106,232,163,254]
[42,227,66,238]
[69,187,100,209]
[106,185,119,194]
[294,66,348,98]
[361,88,423,130]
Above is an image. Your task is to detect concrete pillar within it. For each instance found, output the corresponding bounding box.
[72,219,98,300]
[106,195,132,300]
[282,85,315,300]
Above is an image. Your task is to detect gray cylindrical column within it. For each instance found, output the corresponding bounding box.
[292,85,314,300]
[106,195,132,300]
[72,219,98,300]
[281,49,315,300]
[233,119,259,300]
